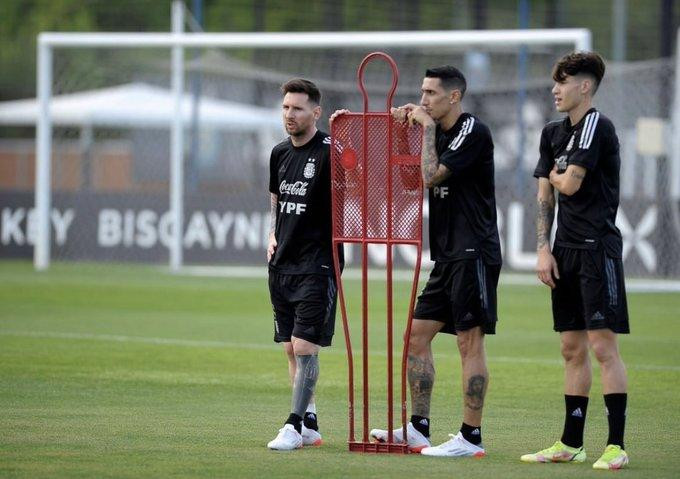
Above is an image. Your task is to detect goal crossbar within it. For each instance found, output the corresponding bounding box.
[39,29,592,49]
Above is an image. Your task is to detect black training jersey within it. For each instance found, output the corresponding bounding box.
[269,130,339,275]
[534,108,623,258]
[429,113,502,265]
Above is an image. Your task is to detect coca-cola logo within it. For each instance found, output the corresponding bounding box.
[279,180,308,196]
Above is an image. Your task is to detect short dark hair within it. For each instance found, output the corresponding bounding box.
[552,51,606,93]
[280,78,321,105]
[425,66,467,98]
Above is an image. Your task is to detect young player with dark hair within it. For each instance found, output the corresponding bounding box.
[522,51,630,470]
[368,65,502,457]
[266,78,340,450]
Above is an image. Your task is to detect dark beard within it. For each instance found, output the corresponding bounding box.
[287,126,308,137]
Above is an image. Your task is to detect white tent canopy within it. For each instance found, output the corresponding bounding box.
[0,82,283,131]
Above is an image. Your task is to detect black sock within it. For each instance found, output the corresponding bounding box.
[303,412,318,431]
[561,395,589,448]
[285,413,303,434]
[410,415,430,438]
[460,422,482,445]
[604,393,627,449]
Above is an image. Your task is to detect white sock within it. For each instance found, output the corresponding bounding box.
[306,403,316,414]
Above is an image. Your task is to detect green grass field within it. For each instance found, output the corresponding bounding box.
[1,260,679,478]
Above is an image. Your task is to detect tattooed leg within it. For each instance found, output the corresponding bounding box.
[408,353,435,417]
[406,320,442,418]
[291,354,319,417]
[457,327,488,426]
[464,375,487,413]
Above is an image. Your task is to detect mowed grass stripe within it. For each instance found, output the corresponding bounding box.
[2,329,680,372]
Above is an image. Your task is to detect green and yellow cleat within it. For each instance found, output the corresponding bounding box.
[592,445,629,470]
[521,440,586,463]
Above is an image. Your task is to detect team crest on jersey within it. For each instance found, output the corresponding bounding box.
[555,154,568,172]
[566,133,575,152]
[304,158,316,178]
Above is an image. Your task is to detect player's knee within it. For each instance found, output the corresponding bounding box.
[560,339,588,363]
[456,329,483,359]
[284,342,295,361]
[284,342,294,355]
[590,340,618,365]
[407,330,430,356]
[456,334,472,357]
[292,338,321,356]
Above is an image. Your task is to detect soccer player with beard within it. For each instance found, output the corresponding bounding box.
[521,52,630,470]
[266,79,341,450]
[368,66,502,458]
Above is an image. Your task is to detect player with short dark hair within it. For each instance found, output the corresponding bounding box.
[424,66,467,96]
[369,65,502,457]
[279,78,322,105]
[266,78,341,450]
[521,51,630,470]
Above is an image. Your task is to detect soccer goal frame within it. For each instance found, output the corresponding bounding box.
[34,22,592,271]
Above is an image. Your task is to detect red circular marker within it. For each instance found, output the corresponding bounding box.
[340,149,358,170]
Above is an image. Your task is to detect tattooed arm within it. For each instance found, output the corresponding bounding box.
[406,106,452,188]
[267,193,277,261]
[536,178,559,288]
[549,164,586,196]
[421,123,453,188]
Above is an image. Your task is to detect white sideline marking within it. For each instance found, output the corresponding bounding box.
[177,266,680,293]
[0,330,275,351]
[2,330,679,372]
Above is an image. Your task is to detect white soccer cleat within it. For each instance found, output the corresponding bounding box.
[267,424,303,451]
[370,422,431,453]
[420,432,486,458]
[301,425,323,446]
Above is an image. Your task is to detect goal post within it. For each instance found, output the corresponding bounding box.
[672,28,680,201]
[34,28,591,271]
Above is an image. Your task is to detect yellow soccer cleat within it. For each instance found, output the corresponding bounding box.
[521,440,586,463]
[592,444,629,470]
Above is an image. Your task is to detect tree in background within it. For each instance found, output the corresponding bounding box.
[0,0,677,102]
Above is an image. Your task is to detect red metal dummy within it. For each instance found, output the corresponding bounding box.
[330,52,423,453]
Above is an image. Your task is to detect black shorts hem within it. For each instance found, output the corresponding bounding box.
[553,324,630,334]
[412,314,496,336]
[274,333,333,347]
[296,332,333,347]
[453,317,496,335]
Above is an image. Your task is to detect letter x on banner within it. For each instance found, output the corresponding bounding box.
[330,52,424,454]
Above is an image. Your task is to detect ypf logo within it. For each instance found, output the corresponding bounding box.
[433,186,449,199]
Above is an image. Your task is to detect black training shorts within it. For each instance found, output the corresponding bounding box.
[551,245,630,333]
[413,259,500,335]
[268,271,337,347]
